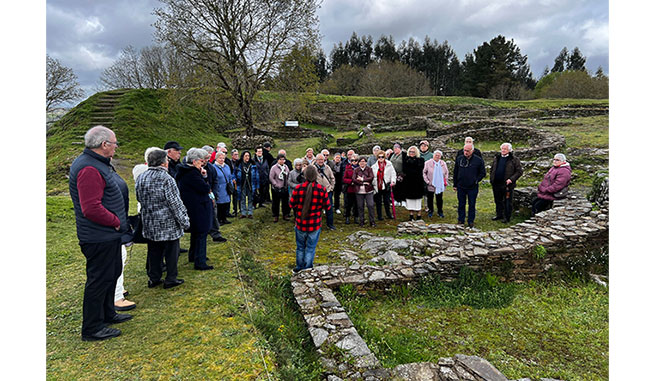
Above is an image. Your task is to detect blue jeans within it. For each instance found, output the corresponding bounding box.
[294,228,321,271]
[240,188,254,216]
[457,187,479,224]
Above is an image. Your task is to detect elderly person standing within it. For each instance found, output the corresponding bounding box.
[390,143,406,206]
[136,148,190,289]
[371,150,396,220]
[453,143,486,227]
[69,126,131,341]
[304,147,316,165]
[288,158,304,196]
[490,143,524,223]
[403,146,426,220]
[342,155,360,224]
[532,153,572,215]
[164,141,184,179]
[202,146,227,243]
[367,145,381,167]
[289,165,331,272]
[352,156,377,227]
[456,137,482,158]
[236,150,260,219]
[313,153,337,230]
[423,150,448,218]
[227,149,240,217]
[176,148,214,270]
[332,153,344,215]
[253,146,270,207]
[213,151,234,225]
[269,153,291,222]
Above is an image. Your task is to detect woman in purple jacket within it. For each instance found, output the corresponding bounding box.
[532,153,572,215]
[352,156,376,227]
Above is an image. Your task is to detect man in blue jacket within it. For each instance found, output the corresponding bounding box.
[453,143,486,228]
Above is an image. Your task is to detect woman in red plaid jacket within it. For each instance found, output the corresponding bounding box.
[289,165,330,273]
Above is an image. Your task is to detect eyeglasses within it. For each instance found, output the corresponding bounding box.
[378,156,385,159]
[105,141,119,146]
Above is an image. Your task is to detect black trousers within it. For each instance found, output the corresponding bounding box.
[80,238,122,336]
[492,183,514,220]
[217,202,230,223]
[426,191,444,214]
[374,188,392,219]
[344,192,359,218]
[232,192,240,215]
[334,177,343,210]
[147,239,180,283]
[271,187,290,218]
[532,197,553,216]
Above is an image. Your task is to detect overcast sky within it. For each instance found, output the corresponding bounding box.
[46,0,609,105]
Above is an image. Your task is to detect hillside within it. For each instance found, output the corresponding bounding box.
[46,89,607,194]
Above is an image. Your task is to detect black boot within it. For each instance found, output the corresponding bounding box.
[345,217,350,225]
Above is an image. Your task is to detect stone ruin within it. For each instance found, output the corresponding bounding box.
[291,187,609,380]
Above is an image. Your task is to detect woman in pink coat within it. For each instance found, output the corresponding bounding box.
[532,153,572,215]
[422,150,449,218]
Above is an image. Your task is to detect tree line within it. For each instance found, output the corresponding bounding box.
[46,0,607,132]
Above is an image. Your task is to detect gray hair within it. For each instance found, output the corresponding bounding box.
[315,153,325,160]
[144,146,159,162]
[293,158,303,167]
[433,150,443,157]
[372,145,381,153]
[186,148,207,164]
[501,142,513,151]
[215,151,226,159]
[554,153,567,162]
[321,149,329,156]
[84,125,114,148]
[147,148,168,167]
[465,136,474,143]
[202,145,214,154]
[278,149,287,156]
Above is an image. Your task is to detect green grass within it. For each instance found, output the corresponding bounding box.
[47,89,608,379]
[337,272,608,381]
[534,115,609,148]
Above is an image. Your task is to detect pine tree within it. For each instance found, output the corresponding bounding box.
[551,47,568,73]
[567,47,587,71]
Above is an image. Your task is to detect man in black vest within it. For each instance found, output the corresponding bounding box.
[69,126,132,341]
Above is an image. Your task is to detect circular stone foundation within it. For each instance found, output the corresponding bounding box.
[431,126,565,161]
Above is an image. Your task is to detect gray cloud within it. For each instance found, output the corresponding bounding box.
[46,0,608,107]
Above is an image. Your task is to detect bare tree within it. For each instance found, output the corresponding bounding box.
[100,45,144,89]
[154,0,320,136]
[46,55,85,111]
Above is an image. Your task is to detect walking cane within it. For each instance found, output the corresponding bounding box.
[390,184,396,219]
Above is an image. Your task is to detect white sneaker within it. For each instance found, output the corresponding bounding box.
[336,209,341,214]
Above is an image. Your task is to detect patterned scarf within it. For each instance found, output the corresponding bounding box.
[377,160,386,191]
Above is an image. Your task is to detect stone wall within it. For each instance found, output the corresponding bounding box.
[291,188,608,380]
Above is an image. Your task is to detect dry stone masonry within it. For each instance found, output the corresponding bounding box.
[291,187,608,380]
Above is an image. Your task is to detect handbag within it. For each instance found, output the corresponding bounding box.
[553,185,569,199]
[127,214,148,244]
[218,165,235,195]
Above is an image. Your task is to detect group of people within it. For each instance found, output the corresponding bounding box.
[69,125,571,342]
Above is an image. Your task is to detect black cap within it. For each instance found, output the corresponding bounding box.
[164,141,183,150]
[263,141,272,148]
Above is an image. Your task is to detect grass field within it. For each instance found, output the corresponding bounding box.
[46,91,608,379]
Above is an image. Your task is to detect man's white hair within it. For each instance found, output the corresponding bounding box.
[501,142,513,152]
[186,148,207,163]
[84,125,114,148]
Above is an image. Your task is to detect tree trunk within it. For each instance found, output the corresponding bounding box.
[240,97,255,137]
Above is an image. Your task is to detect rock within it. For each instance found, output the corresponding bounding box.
[369,271,387,281]
[309,327,329,347]
[392,362,440,380]
[455,354,508,381]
